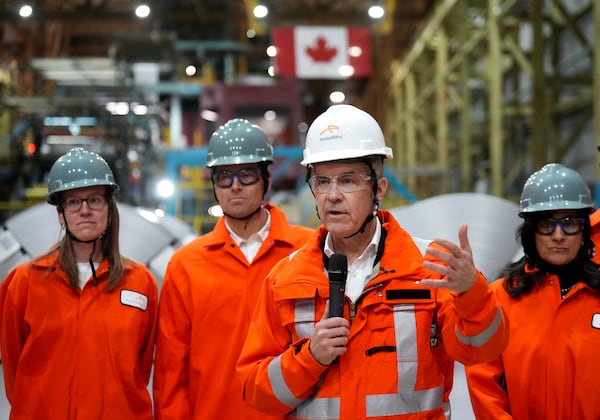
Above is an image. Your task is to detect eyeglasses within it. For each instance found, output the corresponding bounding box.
[62,195,107,212]
[535,216,585,236]
[211,168,261,188]
[308,173,372,194]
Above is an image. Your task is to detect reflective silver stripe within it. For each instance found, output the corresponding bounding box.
[395,304,417,393]
[288,299,341,419]
[264,299,316,411]
[444,400,451,419]
[268,354,305,408]
[291,396,340,419]
[455,306,503,347]
[295,298,315,339]
[287,298,445,418]
[366,304,444,417]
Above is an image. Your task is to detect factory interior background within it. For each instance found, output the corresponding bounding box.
[1,0,600,418]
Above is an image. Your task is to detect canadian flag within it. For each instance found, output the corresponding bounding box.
[272,26,372,79]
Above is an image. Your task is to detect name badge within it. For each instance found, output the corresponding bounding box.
[592,313,600,330]
[120,290,149,311]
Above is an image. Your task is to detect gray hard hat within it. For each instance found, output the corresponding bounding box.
[519,163,593,216]
[46,147,119,205]
[205,118,274,168]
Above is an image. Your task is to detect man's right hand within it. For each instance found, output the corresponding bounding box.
[308,300,350,365]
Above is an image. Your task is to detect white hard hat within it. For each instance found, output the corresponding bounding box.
[301,104,393,166]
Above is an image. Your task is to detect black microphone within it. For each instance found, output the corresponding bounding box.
[328,253,347,318]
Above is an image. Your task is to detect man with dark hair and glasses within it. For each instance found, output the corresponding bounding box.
[466,163,600,420]
[153,118,313,419]
[237,104,508,419]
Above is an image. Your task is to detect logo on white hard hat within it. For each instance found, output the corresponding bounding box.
[319,124,342,141]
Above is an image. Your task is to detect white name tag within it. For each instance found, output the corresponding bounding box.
[120,290,149,311]
[592,313,600,329]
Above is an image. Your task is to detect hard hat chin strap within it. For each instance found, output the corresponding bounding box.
[62,210,105,286]
[222,204,264,231]
[65,229,104,286]
[344,158,380,239]
[343,201,379,239]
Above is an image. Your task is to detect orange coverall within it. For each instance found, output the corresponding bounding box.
[153,204,313,420]
[465,270,600,420]
[237,210,508,420]
[0,252,158,420]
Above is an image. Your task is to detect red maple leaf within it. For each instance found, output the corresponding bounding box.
[306,37,338,62]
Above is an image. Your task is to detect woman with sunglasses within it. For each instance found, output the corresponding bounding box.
[465,163,600,420]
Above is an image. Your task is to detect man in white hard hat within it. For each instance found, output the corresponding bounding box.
[237,104,508,419]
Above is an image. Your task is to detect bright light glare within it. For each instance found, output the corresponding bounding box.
[267,66,275,77]
[115,102,129,115]
[246,29,256,39]
[253,5,268,18]
[264,110,277,121]
[132,104,148,115]
[185,65,197,76]
[135,4,150,18]
[348,46,363,57]
[338,65,355,77]
[266,45,277,57]
[201,109,219,122]
[105,102,130,115]
[19,5,32,17]
[368,5,385,19]
[329,91,346,103]
[156,179,175,199]
[136,208,160,223]
[208,205,224,217]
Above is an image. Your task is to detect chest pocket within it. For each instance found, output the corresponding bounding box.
[365,289,437,363]
[362,292,443,401]
[274,281,323,342]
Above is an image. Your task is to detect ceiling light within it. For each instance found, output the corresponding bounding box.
[368,5,385,19]
[264,110,277,121]
[338,65,355,77]
[185,65,197,76]
[253,5,268,18]
[19,5,33,18]
[266,46,277,57]
[156,179,175,199]
[133,104,148,115]
[135,4,150,18]
[348,46,363,57]
[200,109,219,122]
[329,91,346,103]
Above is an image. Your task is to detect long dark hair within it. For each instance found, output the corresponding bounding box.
[502,209,600,297]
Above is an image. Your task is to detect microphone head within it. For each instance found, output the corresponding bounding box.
[328,253,347,283]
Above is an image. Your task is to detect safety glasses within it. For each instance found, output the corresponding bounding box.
[535,216,585,236]
[211,168,261,188]
[308,173,372,194]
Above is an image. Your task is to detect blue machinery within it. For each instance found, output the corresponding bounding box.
[163,146,419,216]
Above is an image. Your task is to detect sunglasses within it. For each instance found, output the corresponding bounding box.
[535,216,585,236]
